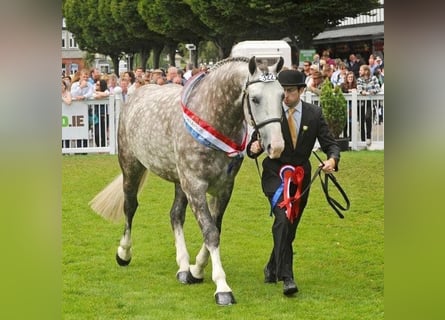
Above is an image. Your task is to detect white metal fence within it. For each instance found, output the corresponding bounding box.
[61,91,383,155]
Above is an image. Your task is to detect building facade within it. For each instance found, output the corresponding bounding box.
[61,18,86,76]
[311,2,384,62]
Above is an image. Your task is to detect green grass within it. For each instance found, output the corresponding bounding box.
[62,150,384,319]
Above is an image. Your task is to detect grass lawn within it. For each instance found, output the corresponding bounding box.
[62,150,383,319]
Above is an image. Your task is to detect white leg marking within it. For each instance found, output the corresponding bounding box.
[190,243,208,279]
[209,247,231,293]
[117,232,132,261]
[174,228,190,272]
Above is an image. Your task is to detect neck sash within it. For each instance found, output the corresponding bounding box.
[181,72,247,158]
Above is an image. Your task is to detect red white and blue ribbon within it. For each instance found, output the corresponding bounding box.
[181,72,247,157]
[271,165,305,223]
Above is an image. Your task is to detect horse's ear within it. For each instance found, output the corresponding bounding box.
[276,57,284,73]
[248,56,257,75]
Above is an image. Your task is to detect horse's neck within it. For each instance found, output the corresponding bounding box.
[191,70,246,138]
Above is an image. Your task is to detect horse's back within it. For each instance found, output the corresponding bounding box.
[119,84,184,181]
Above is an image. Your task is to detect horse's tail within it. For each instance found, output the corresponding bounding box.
[89,174,125,222]
[89,172,148,223]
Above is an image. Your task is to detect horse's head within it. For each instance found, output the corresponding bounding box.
[243,56,285,159]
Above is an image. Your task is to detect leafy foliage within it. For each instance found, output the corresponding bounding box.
[63,0,381,65]
[320,79,347,138]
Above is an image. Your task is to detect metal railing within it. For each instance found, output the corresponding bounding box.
[302,90,384,151]
[62,90,383,154]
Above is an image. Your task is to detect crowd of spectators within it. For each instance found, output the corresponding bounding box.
[62,52,383,148]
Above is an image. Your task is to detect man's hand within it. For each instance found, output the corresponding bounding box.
[249,141,263,154]
[320,158,336,173]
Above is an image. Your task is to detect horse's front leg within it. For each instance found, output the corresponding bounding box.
[189,191,236,305]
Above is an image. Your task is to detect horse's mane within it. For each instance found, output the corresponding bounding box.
[209,56,250,73]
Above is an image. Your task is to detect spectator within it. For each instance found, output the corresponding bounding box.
[92,79,109,147]
[312,53,320,69]
[375,56,384,70]
[306,70,323,95]
[150,69,164,84]
[62,79,72,105]
[62,75,72,87]
[183,62,194,80]
[321,63,334,83]
[156,76,166,85]
[106,73,120,95]
[321,50,335,67]
[71,68,94,100]
[166,66,179,83]
[119,78,129,103]
[340,71,358,139]
[368,54,378,75]
[346,53,362,79]
[88,67,101,85]
[134,66,144,80]
[357,64,380,146]
[134,77,145,89]
[62,79,72,148]
[331,61,347,87]
[93,79,110,99]
[304,64,319,86]
[374,67,384,87]
[340,71,357,94]
[301,61,311,83]
[123,71,136,96]
[70,68,93,151]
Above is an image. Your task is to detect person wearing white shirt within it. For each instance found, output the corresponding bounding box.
[71,69,94,100]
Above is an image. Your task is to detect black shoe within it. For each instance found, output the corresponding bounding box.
[283,278,298,296]
[264,267,277,283]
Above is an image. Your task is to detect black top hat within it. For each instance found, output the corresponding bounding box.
[278,69,307,88]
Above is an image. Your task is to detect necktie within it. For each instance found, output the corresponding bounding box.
[287,108,298,148]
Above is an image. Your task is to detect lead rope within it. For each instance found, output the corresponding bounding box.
[253,150,350,219]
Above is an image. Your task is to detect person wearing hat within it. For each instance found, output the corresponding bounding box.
[247,69,341,297]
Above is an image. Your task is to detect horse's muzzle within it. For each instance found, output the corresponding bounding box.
[266,138,284,159]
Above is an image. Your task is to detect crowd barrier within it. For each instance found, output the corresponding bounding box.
[61,90,383,155]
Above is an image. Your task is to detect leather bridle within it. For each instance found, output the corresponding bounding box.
[242,77,283,131]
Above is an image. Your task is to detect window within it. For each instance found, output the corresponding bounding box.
[62,30,67,48]
[69,34,78,48]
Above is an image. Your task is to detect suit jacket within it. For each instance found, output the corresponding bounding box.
[247,101,341,197]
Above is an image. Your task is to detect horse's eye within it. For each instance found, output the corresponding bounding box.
[251,97,259,104]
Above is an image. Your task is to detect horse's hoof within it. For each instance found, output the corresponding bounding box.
[176,271,189,284]
[215,292,236,305]
[116,253,131,266]
[177,271,203,284]
[186,271,204,284]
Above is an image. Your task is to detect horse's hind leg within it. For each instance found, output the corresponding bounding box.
[116,160,147,266]
[170,183,201,284]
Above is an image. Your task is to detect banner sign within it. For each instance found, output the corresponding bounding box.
[299,49,316,66]
[62,101,89,139]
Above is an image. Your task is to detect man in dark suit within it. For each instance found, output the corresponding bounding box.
[247,69,340,296]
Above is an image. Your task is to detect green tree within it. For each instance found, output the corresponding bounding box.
[138,0,211,67]
[64,0,381,67]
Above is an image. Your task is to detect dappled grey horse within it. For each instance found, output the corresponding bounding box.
[90,56,285,305]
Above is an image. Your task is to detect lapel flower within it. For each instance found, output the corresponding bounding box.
[301,125,308,140]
